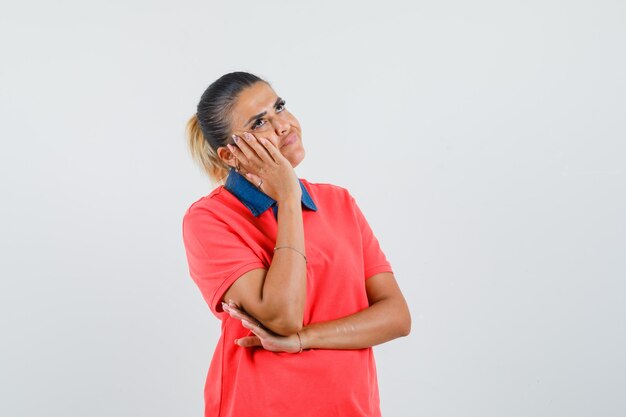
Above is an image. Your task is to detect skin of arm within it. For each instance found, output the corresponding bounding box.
[300,272,411,349]
[223,271,411,351]
[219,131,310,336]
[222,197,307,336]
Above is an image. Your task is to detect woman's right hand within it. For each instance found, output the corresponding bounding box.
[222,301,303,353]
[227,131,302,203]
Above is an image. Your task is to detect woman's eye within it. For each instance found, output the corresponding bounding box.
[251,119,265,130]
[251,100,286,130]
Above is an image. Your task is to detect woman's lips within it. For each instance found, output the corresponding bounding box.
[281,133,297,148]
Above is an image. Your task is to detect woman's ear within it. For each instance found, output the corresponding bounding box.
[217,146,236,169]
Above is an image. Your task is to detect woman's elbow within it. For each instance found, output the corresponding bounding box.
[400,319,411,337]
[398,308,412,337]
[265,316,303,336]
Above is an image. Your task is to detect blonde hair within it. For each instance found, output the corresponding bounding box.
[185,114,230,185]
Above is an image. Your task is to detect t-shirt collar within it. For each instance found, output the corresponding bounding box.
[224,168,318,217]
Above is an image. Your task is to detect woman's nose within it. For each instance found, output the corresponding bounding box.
[272,119,289,136]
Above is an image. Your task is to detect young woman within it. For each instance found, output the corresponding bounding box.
[182,71,411,417]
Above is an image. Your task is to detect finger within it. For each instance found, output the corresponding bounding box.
[235,336,262,347]
[245,172,265,190]
[257,135,284,164]
[231,134,256,164]
[230,309,259,327]
[227,141,251,167]
[223,301,255,321]
[241,132,275,165]
[242,319,271,338]
[222,303,259,325]
[233,132,262,166]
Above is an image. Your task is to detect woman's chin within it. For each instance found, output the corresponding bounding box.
[289,148,306,168]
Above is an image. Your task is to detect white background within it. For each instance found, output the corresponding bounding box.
[2,1,625,416]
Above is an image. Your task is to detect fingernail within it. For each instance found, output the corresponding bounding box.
[222,302,229,310]
[232,135,239,143]
[234,339,239,345]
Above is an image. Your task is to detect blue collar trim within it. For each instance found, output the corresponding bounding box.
[224,169,318,218]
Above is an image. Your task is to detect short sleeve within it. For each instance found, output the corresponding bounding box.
[182,208,266,317]
[348,194,394,280]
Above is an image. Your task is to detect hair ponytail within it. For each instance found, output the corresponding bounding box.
[185,114,229,184]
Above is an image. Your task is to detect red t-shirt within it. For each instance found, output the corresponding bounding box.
[182,174,393,417]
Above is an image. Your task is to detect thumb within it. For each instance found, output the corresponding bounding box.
[235,336,262,347]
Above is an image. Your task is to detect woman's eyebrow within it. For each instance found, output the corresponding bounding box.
[244,96,284,127]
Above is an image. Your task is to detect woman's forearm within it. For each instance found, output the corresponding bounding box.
[260,198,307,333]
[299,298,411,350]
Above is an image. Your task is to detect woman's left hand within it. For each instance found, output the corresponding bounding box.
[222,300,302,353]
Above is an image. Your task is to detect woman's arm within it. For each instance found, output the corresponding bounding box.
[221,133,307,336]
[222,197,307,336]
[223,272,411,351]
[301,272,411,349]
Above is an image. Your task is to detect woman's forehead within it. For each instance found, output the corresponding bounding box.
[237,83,276,109]
[232,83,278,123]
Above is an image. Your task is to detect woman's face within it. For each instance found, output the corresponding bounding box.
[222,82,305,169]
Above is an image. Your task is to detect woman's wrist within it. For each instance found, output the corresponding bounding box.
[298,326,312,350]
[276,196,302,208]
[295,331,303,353]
